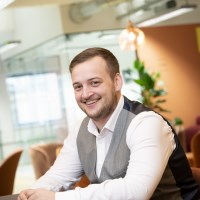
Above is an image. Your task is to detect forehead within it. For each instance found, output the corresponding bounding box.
[71,56,110,81]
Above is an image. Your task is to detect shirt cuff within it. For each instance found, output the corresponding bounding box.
[55,190,79,200]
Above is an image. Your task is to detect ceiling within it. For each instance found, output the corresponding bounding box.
[7,0,200,26]
[0,0,199,58]
[9,0,88,7]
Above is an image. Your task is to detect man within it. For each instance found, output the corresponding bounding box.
[18,47,199,200]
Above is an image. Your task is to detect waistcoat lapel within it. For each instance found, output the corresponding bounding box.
[99,108,135,182]
[77,117,98,183]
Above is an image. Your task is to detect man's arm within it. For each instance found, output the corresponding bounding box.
[19,112,175,200]
[18,132,84,200]
[18,189,55,200]
[53,112,175,200]
[19,132,83,196]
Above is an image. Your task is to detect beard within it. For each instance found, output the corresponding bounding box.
[78,91,118,121]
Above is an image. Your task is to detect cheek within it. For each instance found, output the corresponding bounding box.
[74,92,81,101]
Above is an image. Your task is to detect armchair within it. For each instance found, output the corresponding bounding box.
[0,148,23,196]
[29,143,63,179]
[185,116,200,152]
[191,131,200,167]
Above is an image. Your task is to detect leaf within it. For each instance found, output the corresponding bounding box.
[134,79,145,86]
[155,99,166,104]
[150,89,167,97]
[173,117,183,125]
[134,60,144,73]
[125,59,169,114]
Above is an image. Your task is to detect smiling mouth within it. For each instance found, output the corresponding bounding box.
[85,100,98,105]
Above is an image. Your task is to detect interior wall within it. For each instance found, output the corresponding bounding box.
[59,5,125,34]
[139,24,200,127]
[2,5,63,60]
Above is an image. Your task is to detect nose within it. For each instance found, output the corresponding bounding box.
[81,86,93,99]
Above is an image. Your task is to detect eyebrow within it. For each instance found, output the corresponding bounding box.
[72,77,102,86]
[72,82,80,87]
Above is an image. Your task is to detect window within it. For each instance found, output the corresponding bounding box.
[6,73,62,126]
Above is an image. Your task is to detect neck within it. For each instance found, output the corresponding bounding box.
[93,115,111,133]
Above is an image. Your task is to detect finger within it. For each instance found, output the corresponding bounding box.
[24,189,36,198]
[17,192,28,200]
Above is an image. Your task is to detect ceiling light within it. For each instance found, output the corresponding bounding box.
[0,41,21,54]
[137,4,197,27]
[118,20,145,51]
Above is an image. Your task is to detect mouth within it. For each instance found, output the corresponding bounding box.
[85,99,98,105]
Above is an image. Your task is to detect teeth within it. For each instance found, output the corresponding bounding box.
[86,100,97,105]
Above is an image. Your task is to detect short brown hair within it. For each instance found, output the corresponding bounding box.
[69,47,120,79]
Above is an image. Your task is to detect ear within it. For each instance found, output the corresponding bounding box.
[114,73,123,91]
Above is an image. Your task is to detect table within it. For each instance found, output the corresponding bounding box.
[0,194,18,200]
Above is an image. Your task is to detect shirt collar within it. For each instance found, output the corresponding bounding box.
[88,95,124,135]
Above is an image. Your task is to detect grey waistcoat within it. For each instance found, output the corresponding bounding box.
[77,96,199,200]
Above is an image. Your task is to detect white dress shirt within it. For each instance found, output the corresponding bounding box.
[32,96,176,200]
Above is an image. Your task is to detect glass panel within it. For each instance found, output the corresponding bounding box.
[6,73,62,126]
[0,30,138,164]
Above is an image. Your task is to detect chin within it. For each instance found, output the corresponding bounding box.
[86,112,101,119]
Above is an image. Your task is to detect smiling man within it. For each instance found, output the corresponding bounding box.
[18,47,199,200]
[72,55,121,130]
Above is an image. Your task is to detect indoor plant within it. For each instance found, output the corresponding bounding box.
[124,59,168,113]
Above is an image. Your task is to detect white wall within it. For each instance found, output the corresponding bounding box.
[2,5,63,60]
[0,9,14,32]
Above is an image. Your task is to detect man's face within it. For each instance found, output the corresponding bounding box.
[71,56,122,125]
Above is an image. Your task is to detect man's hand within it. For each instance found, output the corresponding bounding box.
[17,188,55,200]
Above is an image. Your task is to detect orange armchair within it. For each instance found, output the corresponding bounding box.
[29,143,63,179]
[0,148,23,196]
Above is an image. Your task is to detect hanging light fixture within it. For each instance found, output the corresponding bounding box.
[118,20,145,51]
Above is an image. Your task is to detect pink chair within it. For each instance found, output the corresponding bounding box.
[185,116,200,152]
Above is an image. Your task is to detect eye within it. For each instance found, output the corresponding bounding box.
[73,84,82,91]
[91,80,100,87]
